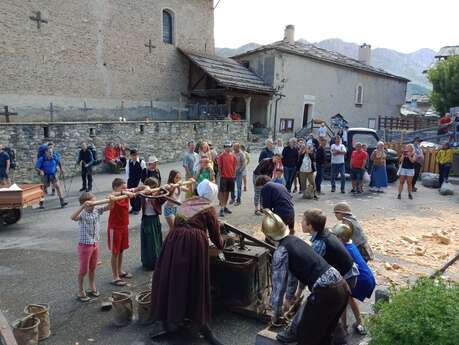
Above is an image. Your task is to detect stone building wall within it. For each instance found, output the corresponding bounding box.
[0,120,246,182]
[236,50,407,132]
[0,0,214,121]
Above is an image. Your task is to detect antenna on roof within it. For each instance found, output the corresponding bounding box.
[214,0,223,9]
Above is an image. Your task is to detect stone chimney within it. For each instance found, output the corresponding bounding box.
[284,25,295,45]
[358,43,371,64]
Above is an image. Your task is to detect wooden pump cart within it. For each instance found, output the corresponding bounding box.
[0,184,44,225]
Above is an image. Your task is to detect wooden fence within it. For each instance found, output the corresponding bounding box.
[386,143,439,173]
[378,116,438,131]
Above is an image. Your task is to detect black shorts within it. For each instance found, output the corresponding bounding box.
[0,169,8,180]
[219,177,235,193]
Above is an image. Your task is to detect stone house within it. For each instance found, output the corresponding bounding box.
[0,0,273,124]
[233,25,409,136]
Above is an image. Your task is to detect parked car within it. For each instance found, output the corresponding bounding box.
[320,128,399,183]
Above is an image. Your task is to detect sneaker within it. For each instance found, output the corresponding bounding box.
[229,199,235,205]
[397,194,401,199]
[276,328,297,344]
[224,207,232,214]
[313,195,319,200]
[60,200,68,208]
[234,200,241,206]
[354,323,367,336]
[331,188,336,193]
[341,190,345,194]
[219,209,225,217]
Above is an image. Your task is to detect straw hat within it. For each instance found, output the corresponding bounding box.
[333,222,353,243]
[261,209,289,241]
[333,202,352,215]
[147,156,159,164]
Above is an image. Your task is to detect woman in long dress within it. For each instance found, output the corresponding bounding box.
[150,179,224,344]
[369,141,388,192]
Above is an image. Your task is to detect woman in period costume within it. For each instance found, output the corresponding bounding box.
[140,178,166,271]
[149,179,224,344]
[369,141,388,193]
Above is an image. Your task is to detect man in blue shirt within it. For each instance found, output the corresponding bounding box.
[0,145,10,185]
[35,148,67,208]
[258,139,274,162]
[257,177,295,234]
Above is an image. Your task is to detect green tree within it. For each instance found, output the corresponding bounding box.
[427,55,459,114]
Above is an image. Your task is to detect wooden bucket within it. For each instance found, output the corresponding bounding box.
[135,290,153,325]
[111,291,133,327]
[11,315,40,345]
[23,304,50,340]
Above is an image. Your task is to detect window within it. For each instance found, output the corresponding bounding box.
[355,84,364,105]
[162,10,173,44]
[351,133,378,149]
[43,126,49,138]
[280,118,294,133]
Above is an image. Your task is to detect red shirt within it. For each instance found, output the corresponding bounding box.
[351,150,368,169]
[217,151,237,178]
[104,147,117,161]
[108,198,129,229]
[439,117,452,126]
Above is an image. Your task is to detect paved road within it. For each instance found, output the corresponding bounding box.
[1,154,457,345]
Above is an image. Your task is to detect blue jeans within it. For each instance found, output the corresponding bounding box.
[283,166,297,192]
[438,163,451,186]
[231,171,243,202]
[331,163,346,191]
[315,164,324,192]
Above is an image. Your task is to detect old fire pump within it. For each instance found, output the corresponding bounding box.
[209,223,275,321]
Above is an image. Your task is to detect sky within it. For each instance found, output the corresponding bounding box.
[214,0,458,53]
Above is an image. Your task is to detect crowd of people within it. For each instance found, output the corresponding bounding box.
[65,137,385,345]
[0,128,455,344]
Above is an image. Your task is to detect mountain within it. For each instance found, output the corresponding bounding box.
[216,43,261,58]
[216,39,436,96]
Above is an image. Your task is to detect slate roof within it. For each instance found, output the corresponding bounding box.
[233,41,410,82]
[436,46,459,58]
[179,49,275,95]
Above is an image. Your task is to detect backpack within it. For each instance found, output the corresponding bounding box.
[37,144,48,159]
[88,145,97,161]
[4,147,17,169]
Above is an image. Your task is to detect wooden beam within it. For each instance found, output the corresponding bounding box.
[0,311,18,345]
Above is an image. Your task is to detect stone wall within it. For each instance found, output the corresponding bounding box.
[0,0,214,121]
[0,120,247,182]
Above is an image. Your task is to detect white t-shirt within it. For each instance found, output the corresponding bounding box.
[331,144,347,164]
[300,155,313,172]
[318,126,327,137]
[342,130,348,143]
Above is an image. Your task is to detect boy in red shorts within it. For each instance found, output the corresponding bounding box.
[108,178,140,286]
[71,192,112,302]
